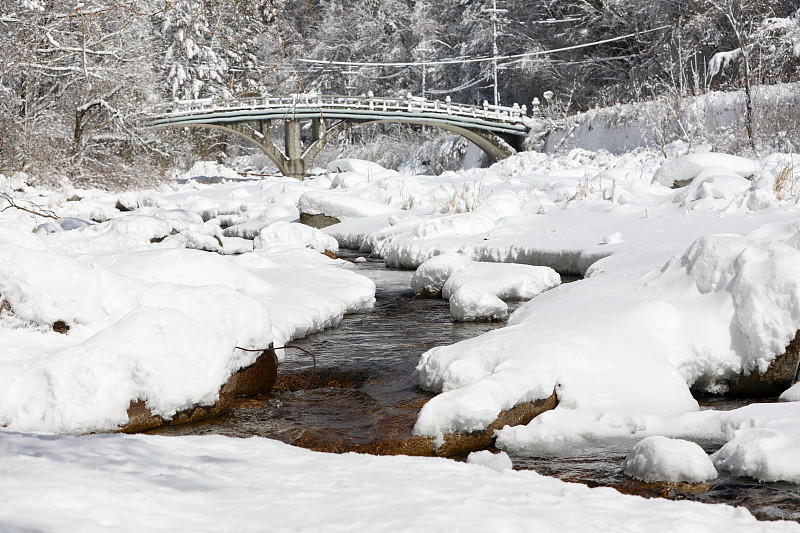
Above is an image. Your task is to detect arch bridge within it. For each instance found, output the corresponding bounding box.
[147,93,531,180]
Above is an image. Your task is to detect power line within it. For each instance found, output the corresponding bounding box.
[296,25,671,69]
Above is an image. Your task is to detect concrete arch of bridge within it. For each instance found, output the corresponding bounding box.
[154,123,291,176]
[310,118,518,164]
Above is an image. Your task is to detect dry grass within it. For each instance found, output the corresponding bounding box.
[433,174,486,214]
[576,175,594,198]
[774,157,799,200]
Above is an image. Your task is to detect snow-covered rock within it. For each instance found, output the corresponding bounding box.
[644,230,800,391]
[712,424,800,483]
[441,262,561,301]
[411,253,472,296]
[449,286,508,322]
[34,217,93,234]
[254,221,338,254]
[622,436,717,483]
[652,153,757,188]
[668,169,752,211]
[298,191,399,221]
[466,450,514,472]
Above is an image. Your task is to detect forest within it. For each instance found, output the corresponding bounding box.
[1,0,799,187]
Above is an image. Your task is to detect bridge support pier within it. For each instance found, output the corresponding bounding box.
[312,118,326,142]
[283,120,306,180]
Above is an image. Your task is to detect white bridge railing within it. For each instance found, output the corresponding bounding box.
[153,93,530,125]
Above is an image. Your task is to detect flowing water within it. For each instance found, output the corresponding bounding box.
[151,250,800,522]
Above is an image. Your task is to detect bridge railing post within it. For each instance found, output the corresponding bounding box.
[446,96,452,115]
[368,91,374,110]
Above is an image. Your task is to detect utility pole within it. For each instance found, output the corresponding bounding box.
[415,43,432,98]
[482,0,507,106]
[414,1,434,99]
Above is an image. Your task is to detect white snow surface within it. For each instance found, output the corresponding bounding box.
[4,145,800,528]
[623,436,718,483]
[1,431,797,533]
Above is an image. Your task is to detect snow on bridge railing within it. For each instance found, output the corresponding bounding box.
[151,93,530,125]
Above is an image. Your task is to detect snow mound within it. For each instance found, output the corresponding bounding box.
[254,221,338,254]
[326,158,395,176]
[411,253,472,296]
[623,436,717,483]
[652,153,756,188]
[179,161,242,182]
[152,209,205,231]
[646,231,800,382]
[442,262,561,301]
[297,191,398,221]
[34,217,93,234]
[93,215,173,244]
[668,169,753,211]
[712,427,800,483]
[779,382,800,401]
[449,286,508,322]
[466,450,513,472]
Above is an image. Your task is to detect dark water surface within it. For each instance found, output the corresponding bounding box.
[151,250,519,452]
[151,250,800,522]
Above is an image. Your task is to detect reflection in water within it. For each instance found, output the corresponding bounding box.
[150,250,800,522]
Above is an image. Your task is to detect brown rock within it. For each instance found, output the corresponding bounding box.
[52,321,70,334]
[299,212,341,229]
[726,331,800,398]
[613,478,711,499]
[355,390,559,457]
[123,400,164,433]
[223,347,279,398]
[120,346,278,433]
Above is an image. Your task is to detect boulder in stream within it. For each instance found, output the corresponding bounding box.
[726,331,800,398]
[121,347,278,433]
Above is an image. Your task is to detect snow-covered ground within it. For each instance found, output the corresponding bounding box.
[2,146,800,530]
[1,431,795,533]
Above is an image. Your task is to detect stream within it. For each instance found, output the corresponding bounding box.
[151,250,800,522]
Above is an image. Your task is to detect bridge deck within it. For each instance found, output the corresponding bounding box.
[148,94,530,136]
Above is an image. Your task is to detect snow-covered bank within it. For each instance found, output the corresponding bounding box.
[0,173,375,433]
[538,82,800,156]
[1,431,796,533]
